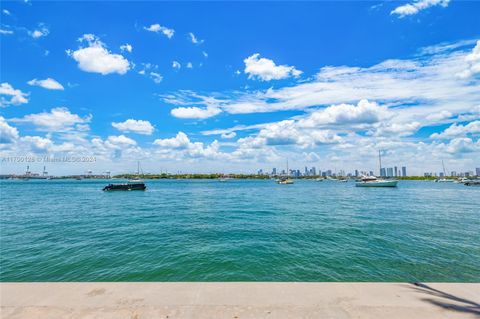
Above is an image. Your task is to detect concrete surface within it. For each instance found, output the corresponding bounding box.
[1,282,479,318]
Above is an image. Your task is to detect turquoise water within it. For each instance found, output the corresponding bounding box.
[0,179,479,282]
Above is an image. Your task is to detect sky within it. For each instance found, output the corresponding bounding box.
[0,0,479,175]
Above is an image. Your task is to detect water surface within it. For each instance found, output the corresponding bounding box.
[1,179,478,281]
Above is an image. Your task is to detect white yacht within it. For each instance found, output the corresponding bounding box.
[355,151,398,188]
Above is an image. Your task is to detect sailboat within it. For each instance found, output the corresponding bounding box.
[355,151,398,187]
[277,159,294,184]
[103,162,146,191]
[435,160,453,182]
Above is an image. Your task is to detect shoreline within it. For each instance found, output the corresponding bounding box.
[1,282,479,318]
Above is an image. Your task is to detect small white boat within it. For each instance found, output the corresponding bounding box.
[356,151,398,187]
[277,178,294,185]
[355,176,398,187]
[435,178,454,183]
[277,159,294,185]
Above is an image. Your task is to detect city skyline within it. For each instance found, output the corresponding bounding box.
[1,2,480,175]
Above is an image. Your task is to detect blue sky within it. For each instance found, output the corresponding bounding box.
[1,0,479,175]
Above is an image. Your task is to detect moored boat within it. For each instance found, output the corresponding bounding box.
[103,180,146,191]
[103,162,146,191]
[464,179,480,186]
[355,176,398,187]
[356,151,398,187]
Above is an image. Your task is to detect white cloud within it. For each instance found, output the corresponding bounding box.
[0,116,19,143]
[27,78,64,90]
[186,62,193,69]
[172,61,181,69]
[244,53,302,81]
[153,132,191,149]
[0,83,29,107]
[202,51,208,58]
[188,32,203,44]
[171,106,222,119]
[426,110,452,121]
[391,0,449,17]
[221,132,236,139]
[120,43,133,53]
[3,9,11,15]
[457,40,480,79]
[0,29,13,35]
[106,135,137,147]
[144,24,174,39]
[430,121,480,139]
[112,119,154,135]
[154,132,223,160]
[67,34,130,75]
[298,99,389,127]
[12,107,91,132]
[29,23,49,38]
[150,72,163,84]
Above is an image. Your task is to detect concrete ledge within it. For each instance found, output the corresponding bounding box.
[1,282,479,318]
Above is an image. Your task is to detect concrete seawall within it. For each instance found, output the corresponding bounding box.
[1,282,479,318]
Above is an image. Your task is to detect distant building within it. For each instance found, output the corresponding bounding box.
[369,171,374,176]
[380,168,386,177]
[387,167,394,177]
[272,168,277,175]
[258,169,264,175]
[394,166,398,177]
[355,169,359,177]
[402,166,407,177]
[476,167,480,176]
[439,172,444,177]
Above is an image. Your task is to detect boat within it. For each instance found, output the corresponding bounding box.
[277,177,294,184]
[435,161,453,182]
[355,151,398,187]
[277,159,294,184]
[103,180,146,191]
[103,162,146,191]
[464,179,480,186]
[355,176,398,187]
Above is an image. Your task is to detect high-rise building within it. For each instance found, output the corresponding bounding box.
[272,168,277,175]
[387,167,394,177]
[402,166,407,177]
[311,167,316,176]
[380,168,386,177]
[258,169,263,175]
[304,166,309,176]
[476,167,480,176]
[369,171,374,176]
[394,166,398,177]
[355,169,359,177]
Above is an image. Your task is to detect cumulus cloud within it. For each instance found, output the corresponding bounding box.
[430,121,480,139]
[106,135,137,147]
[244,53,302,81]
[172,61,181,69]
[0,83,29,107]
[188,32,203,44]
[0,116,19,143]
[171,106,222,119]
[112,119,154,135]
[3,9,11,15]
[144,24,174,38]
[120,43,133,53]
[391,0,449,17]
[27,78,64,90]
[67,34,131,75]
[186,62,193,69]
[457,40,480,79]
[12,107,91,132]
[154,132,223,160]
[298,100,389,128]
